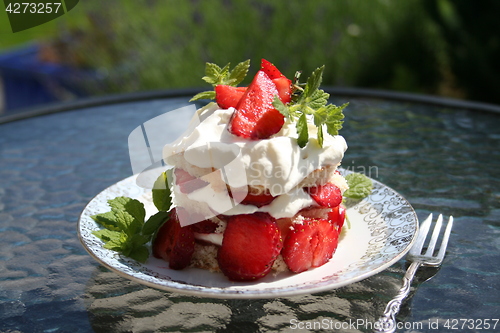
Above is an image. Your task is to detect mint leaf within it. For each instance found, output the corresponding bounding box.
[296,113,309,148]
[344,173,373,199]
[152,171,171,212]
[317,124,324,147]
[143,211,170,236]
[108,197,146,224]
[101,231,127,251]
[282,65,347,148]
[127,245,150,263]
[107,197,145,237]
[91,211,120,231]
[192,60,251,102]
[306,85,329,110]
[299,66,324,103]
[227,59,251,86]
[202,63,224,85]
[324,103,347,136]
[115,209,143,236]
[91,195,169,264]
[273,95,291,118]
[189,91,216,102]
[92,228,120,243]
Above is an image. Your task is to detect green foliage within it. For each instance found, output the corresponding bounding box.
[43,0,449,97]
[6,0,497,103]
[344,173,373,199]
[190,60,250,101]
[91,196,170,263]
[152,171,172,212]
[273,66,347,148]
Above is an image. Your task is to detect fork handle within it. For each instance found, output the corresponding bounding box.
[373,262,421,333]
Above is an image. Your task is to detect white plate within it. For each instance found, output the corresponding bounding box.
[78,173,418,299]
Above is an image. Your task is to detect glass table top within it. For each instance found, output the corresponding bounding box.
[1,90,499,332]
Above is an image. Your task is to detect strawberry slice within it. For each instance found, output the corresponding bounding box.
[328,204,346,232]
[240,191,276,207]
[276,217,293,241]
[152,208,195,270]
[174,168,208,194]
[282,218,339,273]
[190,219,219,233]
[228,70,285,139]
[152,211,176,260]
[230,187,276,207]
[272,76,292,104]
[305,183,343,208]
[215,85,247,109]
[217,212,282,281]
[260,59,292,103]
[260,59,286,79]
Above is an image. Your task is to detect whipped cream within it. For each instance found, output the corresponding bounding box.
[163,102,348,222]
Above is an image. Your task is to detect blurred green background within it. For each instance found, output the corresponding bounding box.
[1,0,499,113]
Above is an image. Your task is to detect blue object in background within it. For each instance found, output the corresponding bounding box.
[0,44,94,113]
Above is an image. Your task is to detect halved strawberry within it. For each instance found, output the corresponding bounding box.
[230,187,276,207]
[190,219,219,233]
[272,77,292,104]
[240,191,276,207]
[152,208,195,270]
[174,168,208,194]
[169,225,195,270]
[276,217,293,241]
[260,59,286,79]
[215,85,247,109]
[152,211,176,260]
[328,204,346,232]
[217,212,282,281]
[260,59,292,104]
[305,183,343,208]
[228,70,285,139]
[282,218,339,273]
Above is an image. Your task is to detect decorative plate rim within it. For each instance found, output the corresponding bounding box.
[78,171,418,299]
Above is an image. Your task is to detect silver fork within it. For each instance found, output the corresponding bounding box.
[374,214,454,333]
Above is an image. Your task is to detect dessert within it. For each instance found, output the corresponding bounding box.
[152,59,351,281]
[91,59,372,282]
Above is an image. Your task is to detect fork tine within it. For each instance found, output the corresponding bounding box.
[436,216,454,260]
[409,214,433,256]
[424,214,443,256]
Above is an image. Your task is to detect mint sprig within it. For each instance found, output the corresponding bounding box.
[152,170,172,212]
[190,60,250,102]
[91,172,172,263]
[343,173,373,199]
[273,66,348,148]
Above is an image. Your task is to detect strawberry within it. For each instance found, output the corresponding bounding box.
[240,191,276,207]
[260,59,292,103]
[305,182,343,208]
[169,225,195,270]
[230,187,276,207]
[276,217,293,241]
[282,218,340,273]
[228,70,285,139]
[152,213,175,260]
[152,208,195,270]
[190,219,219,233]
[328,204,346,232]
[174,168,208,194]
[272,76,292,104]
[215,85,247,109]
[260,59,286,79]
[217,212,282,281]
